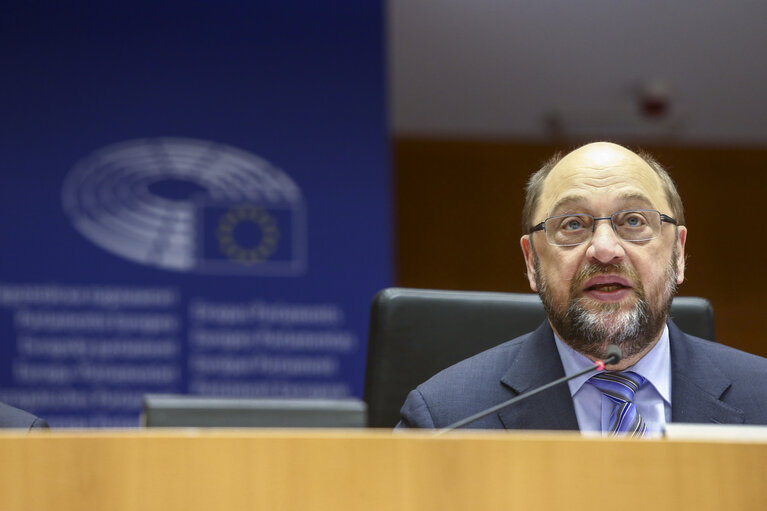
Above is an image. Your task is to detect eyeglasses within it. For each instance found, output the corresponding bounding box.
[529,209,678,247]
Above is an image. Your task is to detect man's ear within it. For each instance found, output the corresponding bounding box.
[675,226,687,285]
[520,235,538,292]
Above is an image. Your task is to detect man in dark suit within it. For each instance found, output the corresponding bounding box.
[0,401,48,429]
[398,142,767,435]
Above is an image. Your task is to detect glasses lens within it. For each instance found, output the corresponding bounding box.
[545,214,593,246]
[612,210,661,241]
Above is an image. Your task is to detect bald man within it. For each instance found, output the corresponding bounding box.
[398,142,767,435]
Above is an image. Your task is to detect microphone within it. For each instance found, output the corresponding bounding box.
[602,344,621,366]
[435,344,622,435]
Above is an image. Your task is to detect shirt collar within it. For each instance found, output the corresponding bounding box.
[553,323,672,405]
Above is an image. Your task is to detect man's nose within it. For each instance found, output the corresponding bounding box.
[585,220,625,264]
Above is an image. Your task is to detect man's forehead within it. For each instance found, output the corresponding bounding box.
[537,143,668,217]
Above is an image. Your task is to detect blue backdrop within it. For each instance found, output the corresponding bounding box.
[0,1,390,426]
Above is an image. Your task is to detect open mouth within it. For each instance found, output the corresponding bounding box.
[581,274,634,296]
[585,283,629,292]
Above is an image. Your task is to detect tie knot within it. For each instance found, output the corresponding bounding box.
[589,371,645,403]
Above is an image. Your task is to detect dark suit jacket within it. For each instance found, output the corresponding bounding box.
[398,320,767,429]
[0,401,48,430]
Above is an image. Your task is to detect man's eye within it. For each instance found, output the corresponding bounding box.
[562,218,585,231]
[624,214,647,227]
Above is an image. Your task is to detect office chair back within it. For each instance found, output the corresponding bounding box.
[364,287,715,428]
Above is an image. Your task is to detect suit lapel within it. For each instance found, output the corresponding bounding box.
[669,321,745,424]
[493,319,745,429]
[497,322,580,431]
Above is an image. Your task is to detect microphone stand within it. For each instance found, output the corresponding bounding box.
[435,351,619,435]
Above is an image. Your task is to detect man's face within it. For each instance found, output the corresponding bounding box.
[520,143,687,363]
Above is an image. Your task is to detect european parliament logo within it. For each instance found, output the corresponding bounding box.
[62,138,307,275]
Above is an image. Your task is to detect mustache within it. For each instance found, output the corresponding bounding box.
[568,263,640,290]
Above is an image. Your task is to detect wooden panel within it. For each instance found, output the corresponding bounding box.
[395,138,767,357]
[0,430,765,511]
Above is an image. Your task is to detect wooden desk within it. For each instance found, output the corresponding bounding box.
[1,429,765,510]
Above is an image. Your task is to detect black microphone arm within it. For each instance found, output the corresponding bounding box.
[435,344,622,435]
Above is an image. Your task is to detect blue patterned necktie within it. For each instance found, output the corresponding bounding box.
[588,371,647,437]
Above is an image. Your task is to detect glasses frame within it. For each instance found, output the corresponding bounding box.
[529,209,678,247]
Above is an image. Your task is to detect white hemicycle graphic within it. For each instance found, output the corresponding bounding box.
[62,138,307,275]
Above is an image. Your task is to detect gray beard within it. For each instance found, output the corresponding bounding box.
[534,250,678,360]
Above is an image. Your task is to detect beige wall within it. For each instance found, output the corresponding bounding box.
[395,138,767,357]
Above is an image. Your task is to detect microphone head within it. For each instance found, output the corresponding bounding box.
[603,344,622,365]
